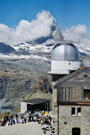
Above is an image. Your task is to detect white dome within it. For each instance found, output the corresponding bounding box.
[51,43,78,61]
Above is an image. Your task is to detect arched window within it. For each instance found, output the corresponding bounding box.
[72,127,80,135]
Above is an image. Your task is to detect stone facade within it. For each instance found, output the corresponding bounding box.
[59,105,90,135]
[51,81,58,135]
[52,69,90,135]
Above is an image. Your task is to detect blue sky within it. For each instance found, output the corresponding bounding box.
[0,0,90,30]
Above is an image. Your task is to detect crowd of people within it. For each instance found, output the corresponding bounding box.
[0,111,55,135]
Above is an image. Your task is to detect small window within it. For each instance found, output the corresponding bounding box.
[71,107,75,116]
[77,108,81,116]
[84,89,90,99]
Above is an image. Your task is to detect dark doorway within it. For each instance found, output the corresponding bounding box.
[72,128,80,135]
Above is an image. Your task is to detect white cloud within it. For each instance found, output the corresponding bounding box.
[0,10,90,53]
[0,53,48,61]
[0,11,56,45]
[63,24,90,52]
[63,24,87,41]
[0,24,14,43]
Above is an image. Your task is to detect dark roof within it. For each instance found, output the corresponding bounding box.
[22,98,49,105]
[55,70,82,86]
[55,69,90,87]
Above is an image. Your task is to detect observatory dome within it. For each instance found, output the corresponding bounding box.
[49,42,81,75]
[51,43,78,61]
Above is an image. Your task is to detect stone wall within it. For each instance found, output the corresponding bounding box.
[58,105,90,135]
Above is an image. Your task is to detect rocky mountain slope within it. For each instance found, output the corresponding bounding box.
[0,69,52,111]
[0,42,16,54]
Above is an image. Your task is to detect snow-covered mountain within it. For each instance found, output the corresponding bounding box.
[0,39,89,62]
[0,24,64,61]
[0,10,90,59]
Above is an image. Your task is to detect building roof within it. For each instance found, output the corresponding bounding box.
[22,98,49,105]
[55,69,90,87]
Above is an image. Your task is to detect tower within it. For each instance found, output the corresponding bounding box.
[48,41,81,135]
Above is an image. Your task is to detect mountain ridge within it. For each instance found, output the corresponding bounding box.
[0,42,16,54]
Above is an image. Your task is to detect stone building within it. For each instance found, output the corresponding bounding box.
[49,41,90,135]
[56,69,90,135]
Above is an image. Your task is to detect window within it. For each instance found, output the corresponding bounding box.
[84,89,90,99]
[71,107,82,116]
[77,108,81,116]
[71,107,75,116]
[72,128,80,135]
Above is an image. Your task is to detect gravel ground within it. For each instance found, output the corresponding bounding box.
[0,122,44,135]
